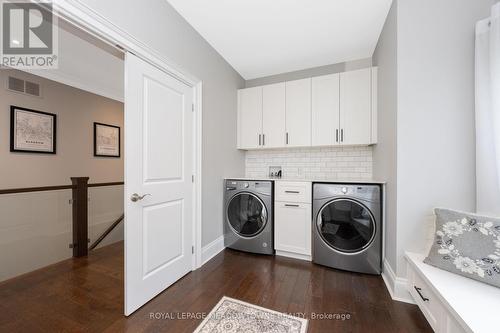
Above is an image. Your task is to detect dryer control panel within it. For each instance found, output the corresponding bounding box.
[313,183,380,202]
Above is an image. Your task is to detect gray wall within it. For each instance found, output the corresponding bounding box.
[372,0,398,275]
[79,0,246,247]
[373,0,496,280]
[245,58,372,87]
[396,0,495,276]
[0,69,124,188]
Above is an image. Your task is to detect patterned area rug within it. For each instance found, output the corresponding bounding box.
[193,297,308,333]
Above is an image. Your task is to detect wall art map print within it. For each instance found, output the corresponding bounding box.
[10,106,56,154]
[94,122,120,157]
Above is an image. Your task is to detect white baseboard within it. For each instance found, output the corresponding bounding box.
[275,250,311,262]
[201,236,225,266]
[382,258,414,304]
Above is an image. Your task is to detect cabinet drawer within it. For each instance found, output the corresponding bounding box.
[275,181,311,203]
[274,202,312,257]
[407,263,445,333]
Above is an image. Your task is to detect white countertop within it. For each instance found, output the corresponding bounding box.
[225,177,386,184]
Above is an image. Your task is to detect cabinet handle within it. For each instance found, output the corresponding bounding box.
[286,132,289,145]
[259,134,261,146]
[414,286,429,302]
[336,129,339,143]
[285,190,300,194]
[341,129,344,142]
[284,204,300,207]
[263,134,265,146]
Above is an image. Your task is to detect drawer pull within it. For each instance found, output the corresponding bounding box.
[414,286,429,302]
[284,190,300,194]
[284,204,300,207]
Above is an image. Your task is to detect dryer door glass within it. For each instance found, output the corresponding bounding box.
[318,199,375,253]
[227,193,267,237]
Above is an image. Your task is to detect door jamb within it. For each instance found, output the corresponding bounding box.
[52,0,203,270]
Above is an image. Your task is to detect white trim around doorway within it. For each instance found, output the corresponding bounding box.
[53,0,204,270]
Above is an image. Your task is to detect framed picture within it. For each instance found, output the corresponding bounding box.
[94,122,121,157]
[10,106,57,154]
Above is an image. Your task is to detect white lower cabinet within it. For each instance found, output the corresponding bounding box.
[274,181,312,261]
[445,317,467,333]
[275,202,311,259]
[407,264,446,332]
[406,254,469,333]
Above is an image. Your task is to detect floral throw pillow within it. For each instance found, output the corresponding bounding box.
[424,208,500,288]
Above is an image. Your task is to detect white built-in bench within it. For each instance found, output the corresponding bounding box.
[406,252,500,333]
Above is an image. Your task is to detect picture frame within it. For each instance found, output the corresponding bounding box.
[10,106,57,154]
[94,122,121,158]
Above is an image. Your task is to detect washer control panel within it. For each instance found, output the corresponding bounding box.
[225,179,272,195]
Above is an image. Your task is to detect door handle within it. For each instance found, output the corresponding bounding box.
[336,129,339,143]
[285,190,300,194]
[130,193,151,202]
[341,129,344,142]
[286,132,289,145]
[263,134,265,146]
[284,204,300,207]
[259,134,261,146]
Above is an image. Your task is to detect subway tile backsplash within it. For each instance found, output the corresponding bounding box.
[245,146,373,180]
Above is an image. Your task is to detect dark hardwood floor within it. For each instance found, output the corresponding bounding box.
[0,242,431,333]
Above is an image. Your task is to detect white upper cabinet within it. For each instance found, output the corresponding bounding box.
[339,68,372,145]
[312,73,340,146]
[237,86,262,149]
[285,78,312,147]
[262,83,286,148]
[371,67,378,144]
[237,67,377,150]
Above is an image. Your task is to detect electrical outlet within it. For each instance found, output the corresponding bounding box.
[268,166,282,178]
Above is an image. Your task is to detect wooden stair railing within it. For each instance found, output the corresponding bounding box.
[89,214,124,251]
[0,184,75,195]
[0,178,124,257]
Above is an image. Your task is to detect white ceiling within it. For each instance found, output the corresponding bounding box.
[167,0,393,80]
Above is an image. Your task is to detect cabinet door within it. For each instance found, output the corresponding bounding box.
[238,87,262,149]
[371,67,378,144]
[262,83,286,148]
[339,68,371,145]
[285,78,311,147]
[274,202,312,255]
[312,74,340,146]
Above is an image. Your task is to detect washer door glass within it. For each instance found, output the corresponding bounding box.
[227,193,267,237]
[318,199,375,253]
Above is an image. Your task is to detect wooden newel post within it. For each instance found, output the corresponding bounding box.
[71,177,89,257]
